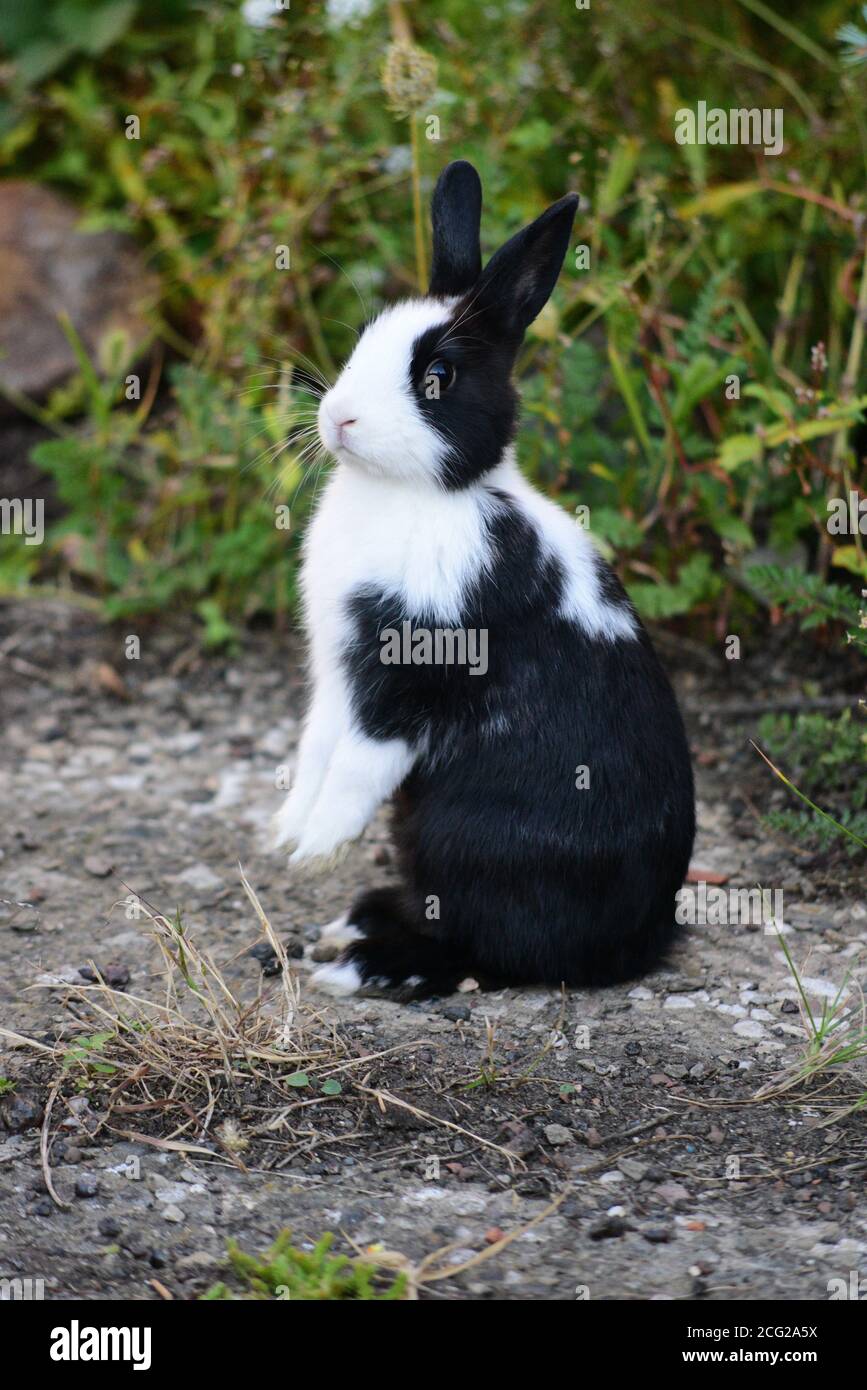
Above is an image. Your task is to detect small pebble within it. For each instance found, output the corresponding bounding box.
[544,1123,573,1147]
[84,855,114,878]
[641,1225,673,1244]
[589,1215,630,1240]
[1,1095,44,1133]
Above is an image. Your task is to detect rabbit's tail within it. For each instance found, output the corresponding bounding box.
[311,886,477,1000]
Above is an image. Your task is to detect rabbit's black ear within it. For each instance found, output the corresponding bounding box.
[476,193,579,337]
[429,160,483,297]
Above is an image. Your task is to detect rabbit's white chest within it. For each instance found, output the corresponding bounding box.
[301,466,492,637]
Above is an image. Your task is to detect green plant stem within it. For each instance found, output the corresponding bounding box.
[409,114,427,291]
[772,169,823,366]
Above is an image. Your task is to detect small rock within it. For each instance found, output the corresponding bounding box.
[9,907,40,934]
[641,1225,673,1244]
[150,1181,191,1205]
[98,1217,121,1238]
[500,1122,536,1158]
[120,1231,150,1258]
[149,1249,169,1269]
[655,1182,691,1205]
[175,864,222,893]
[544,1123,573,1147]
[162,1205,185,1223]
[800,977,843,1000]
[617,1158,648,1181]
[733,1019,765,1040]
[589,1215,630,1240]
[75,1174,99,1199]
[2,1095,44,1133]
[176,1250,220,1273]
[249,941,280,974]
[84,855,114,878]
[79,961,130,989]
[442,1003,471,1023]
[35,967,83,987]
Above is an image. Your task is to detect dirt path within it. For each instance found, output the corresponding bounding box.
[1,601,864,1300]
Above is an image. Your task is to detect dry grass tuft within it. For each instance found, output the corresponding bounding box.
[1,867,520,1203]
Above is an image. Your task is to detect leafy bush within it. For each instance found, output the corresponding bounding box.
[757,581,866,857]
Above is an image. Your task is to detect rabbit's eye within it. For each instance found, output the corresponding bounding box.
[423,359,456,396]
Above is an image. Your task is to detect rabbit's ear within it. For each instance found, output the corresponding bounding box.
[475,193,579,337]
[429,160,483,296]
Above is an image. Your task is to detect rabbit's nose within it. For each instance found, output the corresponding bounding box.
[319,395,360,453]
[334,414,358,448]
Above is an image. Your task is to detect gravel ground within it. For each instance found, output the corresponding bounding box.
[0,600,865,1301]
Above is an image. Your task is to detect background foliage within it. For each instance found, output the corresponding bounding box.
[0,0,866,653]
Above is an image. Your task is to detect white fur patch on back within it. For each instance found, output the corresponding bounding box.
[489,451,638,642]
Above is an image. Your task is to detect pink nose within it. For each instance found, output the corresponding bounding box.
[334,415,357,448]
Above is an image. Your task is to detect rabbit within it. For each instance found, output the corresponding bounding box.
[271,159,695,999]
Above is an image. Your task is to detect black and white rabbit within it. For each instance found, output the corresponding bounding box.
[271,160,695,999]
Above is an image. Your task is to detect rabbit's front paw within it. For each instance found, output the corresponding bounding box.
[269,791,312,851]
[288,804,364,870]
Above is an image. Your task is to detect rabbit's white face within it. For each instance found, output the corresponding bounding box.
[318,298,453,486]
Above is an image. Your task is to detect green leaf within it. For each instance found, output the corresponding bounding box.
[285,1071,309,1088]
[710,513,755,548]
[741,382,795,419]
[607,339,653,462]
[597,136,641,218]
[628,553,721,620]
[55,1,138,56]
[830,546,867,579]
[677,181,764,219]
[16,39,76,85]
[718,432,763,471]
[321,1079,342,1096]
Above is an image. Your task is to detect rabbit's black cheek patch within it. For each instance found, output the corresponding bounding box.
[408,318,519,489]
